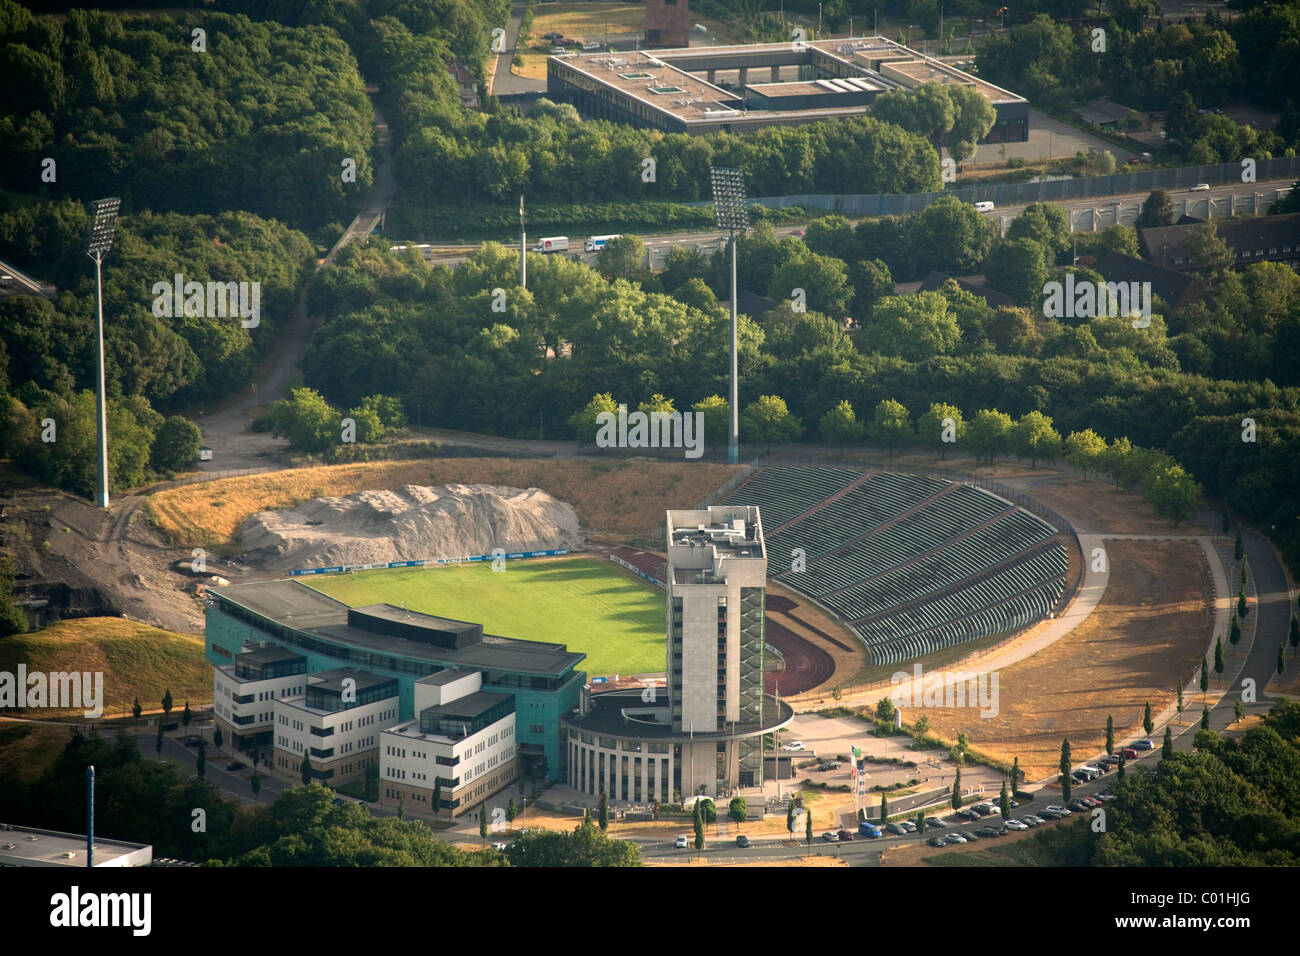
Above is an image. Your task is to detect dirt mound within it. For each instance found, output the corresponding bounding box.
[237,483,582,571]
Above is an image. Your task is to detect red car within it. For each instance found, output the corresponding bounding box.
[1121,747,1139,760]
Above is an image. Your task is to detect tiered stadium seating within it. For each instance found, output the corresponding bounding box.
[724,466,1072,665]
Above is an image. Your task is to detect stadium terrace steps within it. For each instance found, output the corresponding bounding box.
[724,466,1070,666]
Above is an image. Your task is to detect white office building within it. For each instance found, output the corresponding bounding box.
[271,668,399,786]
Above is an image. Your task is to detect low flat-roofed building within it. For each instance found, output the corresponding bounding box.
[213,645,308,752]
[0,824,152,867]
[271,667,399,786]
[547,37,1028,141]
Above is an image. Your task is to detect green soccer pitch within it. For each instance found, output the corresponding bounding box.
[303,557,665,678]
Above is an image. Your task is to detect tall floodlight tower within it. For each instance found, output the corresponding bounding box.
[85,198,121,509]
[519,194,527,290]
[710,168,748,464]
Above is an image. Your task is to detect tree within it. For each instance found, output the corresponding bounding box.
[132,698,142,723]
[1201,706,1211,730]
[1238,585,1249,618]
[150,415,202,474]
[1007,202,1071,254]
[1230,614,1241,648]
[1143,464,1202,523]
[251,772,261,795]
[1279,641,1287,676]
[1117,750,1126,779]
[999,779,1010,819]
[967,408,1014,462]
[213,727,223,749]
[1184,223,1234,287]
[598,790,609,831]
[1201,657,1210,693]
[1010,410,1062,467]
[1162,726,1173,759]
[268,387,342,453]
[1143,702,1154,736]
[768,252,853,317]
[869,399,912,456]
[879,793,889,824]
[1233,699,1244,723]
[1136,189,1175,229]
[507,798,518,823]
[694,799,706,850]
[1059,738,1072,801]
[182,700,193,733]
[819,400,866,445]
[569,393,619,446]
[983,238,1049,307]
[728,796,747,827]
[951,767,961,810]
[917,403,965,459]
[786,803,796,836]
[162,689,173,716]
[1011,756,1020,792]
[478,801,488,841]
[876,697,897,723]
[155,723,163,757]
[915,811,926,839]
[805,807,813,845]
[301,751,312,785]
[850,258,894,317]
[862,292,962,361]
[1177,683,1184,714]
[1215,636,1225,676]
[1064,429,1107,478]
[433,779,442,815]
[1234,526,1244,561]
[1289,614,1299,651]
[196,740,206,778]
[1105,715,1115,756]
[595,234,647,282]
[740,395,802,445]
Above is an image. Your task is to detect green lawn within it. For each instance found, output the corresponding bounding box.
[305,557,664,678]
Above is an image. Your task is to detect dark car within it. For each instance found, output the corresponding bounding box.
[542,31,563,39]
[927,836,948,847]
[925,817,946,830]
[836,829,855,842]
[975,826,1001,838]
[736,834,750,848]
[885,822,907,835]
[1068,800,1090,812]
[956,808,978,820]
[225,761,245,771]
[961,829,982,841]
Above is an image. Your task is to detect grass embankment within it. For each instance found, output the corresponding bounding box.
[0,617,208,720]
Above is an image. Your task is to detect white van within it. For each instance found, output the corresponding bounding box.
[973,201,996,213]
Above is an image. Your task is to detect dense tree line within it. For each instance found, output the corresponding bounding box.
[0,730,635,865]
[0,1,374,232]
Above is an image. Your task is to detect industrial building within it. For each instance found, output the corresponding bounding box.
[561,506,793,802]
[546,37,1028,140]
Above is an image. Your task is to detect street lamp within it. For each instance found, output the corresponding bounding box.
[85,197,120,509]
[710,166,748,465]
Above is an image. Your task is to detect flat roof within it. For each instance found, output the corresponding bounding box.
[417,668,471,686]
[562,690,793,740]
[0,824,151,867]
[237,646,304,666]
[213,580,585,677]
[309,668,396,695]
[420,690,512,722]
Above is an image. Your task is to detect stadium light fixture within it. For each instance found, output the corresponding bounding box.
[710,167,748,464]
[85,198,120,509]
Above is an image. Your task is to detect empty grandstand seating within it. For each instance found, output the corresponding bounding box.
[724,466,1071,665]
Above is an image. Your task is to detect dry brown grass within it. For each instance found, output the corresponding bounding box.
[1015,476,1216,535]
[147,458,743,550]
[920,539,1212,779]
[0,720,76,782]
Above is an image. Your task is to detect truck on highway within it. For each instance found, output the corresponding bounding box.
[584,234,621,252]
[534,236,569,253]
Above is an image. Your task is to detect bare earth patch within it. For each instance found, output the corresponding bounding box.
[148,458,743,550]
[919,539,1212,780]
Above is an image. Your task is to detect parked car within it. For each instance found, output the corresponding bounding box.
[225,761,245,771]
[1099,754,1120,765]
[945,831,968,844]
[956,808,979,820]
[1127,156,1141,165]
[1190,183,1211,192]
[555,37,576,45]
[1134,739,1155,750]
[925,818,947,830]
[1083,764,1107,776]
[491,842,507,851]
[818,760,842,771]
[972,803,997,816]
[1083,796,1103,808]
[885,822,907,835]
[1044,805,1070,816]
[675,834,689,848]
[1096,791,1116,802]
[542,31,563,39]
[836,829,855,842]
[580,41,601,51]
[900,820,918,832]
[782,740,806,751]
[548,45,565,54]
[976,826,1003,838]
[927,836,948,847]
[961,829,982,841]
[1022,815,1045,826]
[1121,747,1139,760]
[736,835,750,848]
[1005,819,1029,831]
[858,822,882,838]
[822,830,839,842]
[1068,800,1091,812]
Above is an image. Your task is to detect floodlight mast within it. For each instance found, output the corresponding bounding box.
[710,167,749,465]
[85,198,120,509]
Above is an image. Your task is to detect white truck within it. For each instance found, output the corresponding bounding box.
[584,234,621,252]
[534,236,569,253]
